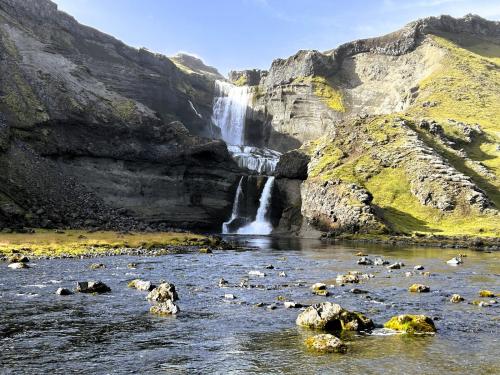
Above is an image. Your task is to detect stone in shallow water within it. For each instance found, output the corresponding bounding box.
[76,281,111,294]
[224,293,236,299]
[414,265,424,270]
[8,262,29,269]
[479,290,496,298]
[450,294,464,303]
[384,314,436,333]
[446,257,463,265]
[56,287,73,296]
[278,271,287,277]
[89,263,105,270]
[8,255,29,263]
[374,258,389,266]
[304,334,347,353]
[249,270,266,277]
[409,284,430,293]
[296,302,373,331]
[357,256,373,265]
[128,279,155,291]
[218,278,229,287]
[146,282,178,302]
[336,273,359,284]
[150,300,179,315]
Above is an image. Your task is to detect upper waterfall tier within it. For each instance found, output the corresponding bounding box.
[227,145,281,175]
[211,80,250,146]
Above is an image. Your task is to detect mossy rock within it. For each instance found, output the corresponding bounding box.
[384,314,436,334]
[478,290,496,298]
[304,334,347,353]
[408,284,430,293]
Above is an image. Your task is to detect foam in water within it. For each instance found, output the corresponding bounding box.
[237,176,275,235]
[211,80,250,146]
[222,176,244,234]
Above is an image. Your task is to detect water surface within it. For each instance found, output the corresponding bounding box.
[1,236,498,374]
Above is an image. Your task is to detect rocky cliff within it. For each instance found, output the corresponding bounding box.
[0,0,241,231]
[250,14,499,237]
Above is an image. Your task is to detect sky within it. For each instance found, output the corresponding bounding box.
[52,0,500,75]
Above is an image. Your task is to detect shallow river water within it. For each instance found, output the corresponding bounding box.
[1,236,499,374]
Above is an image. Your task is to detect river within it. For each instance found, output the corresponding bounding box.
[1,236,498,374]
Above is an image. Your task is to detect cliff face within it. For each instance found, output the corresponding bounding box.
[0,0,241,230]
[252,14,499,237]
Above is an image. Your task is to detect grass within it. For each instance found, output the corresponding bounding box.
[0,230,212,258]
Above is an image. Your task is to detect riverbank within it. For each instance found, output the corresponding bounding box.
[0,229,226,259]
[322,233,500,251]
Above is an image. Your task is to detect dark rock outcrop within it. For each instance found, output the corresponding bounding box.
[0,0,242,231]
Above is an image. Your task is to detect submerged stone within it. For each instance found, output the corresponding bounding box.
[304,334,347,353]
[384,314,436,333]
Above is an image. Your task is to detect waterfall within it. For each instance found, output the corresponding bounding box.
[237,177,275,235]
[211,80,250,145]
[222,176,244,234]
[213,80,277,235]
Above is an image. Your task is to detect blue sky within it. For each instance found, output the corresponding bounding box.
[52,0,500,75]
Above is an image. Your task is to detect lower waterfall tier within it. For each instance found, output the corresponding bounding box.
[227,145,281,175]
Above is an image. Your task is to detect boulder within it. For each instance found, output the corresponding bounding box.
[446,256,463,265]
[409,284,430,293]
[8,262,29,269]
[479,290,496,298]
[249,270,266,277]
[275,150,310,180]
[218,278,229,287]
[146,282,178,302]
[128,279,155,291]
[414,265,424,270]
[284,301,303,308]
[55,287,73,295]
[76,281,111,294]
[224,293,236,299]
[450,294,464,303]
[8,254,29,263]
[199,248,213,254]
[304,334,347,353]
[89,263,106,270]
[387,262,403,270]
[336,273,359,284]
[296,302,374,331]
[150,300,179,315]
[357,256,373,265]
[374,258,389,266]
[384,314,436,333]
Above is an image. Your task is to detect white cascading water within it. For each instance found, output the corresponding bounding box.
[211,80,250,145]
[237,177,275,235]
[222,176,244,233]
[213,79,278,235]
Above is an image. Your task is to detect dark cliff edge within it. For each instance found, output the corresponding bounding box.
[0,0,241,231]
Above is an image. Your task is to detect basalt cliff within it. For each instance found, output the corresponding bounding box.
[0,0,498,238]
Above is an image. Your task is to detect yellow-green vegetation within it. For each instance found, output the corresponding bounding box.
[233,75,248,87]
[412,35,500,181]
[293,76,345,112]
[384,314,436,334]
[365,167,500,236]
[0,229,212,258]
[0,30,48,126]
[112,99,138,122]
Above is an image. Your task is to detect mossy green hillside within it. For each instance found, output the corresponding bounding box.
[293,76,345,112]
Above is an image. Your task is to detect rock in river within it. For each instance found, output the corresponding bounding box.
[150,300,179,315]
[336,273,359,284]
[8,262,29,269]
[384,314,436,333]
[446,256,463,265]
[8,255,29,263]
[56,287,73,296]
[89,263,106,270]
[128,279,155,291]
[76,281,111,294]
[450,294,464,303]
[357,257,373,265]
[146,282,178,302]
[296,302,374,331]
[304,334,347,353]
[409,284,430,293]
[479,290,496,298]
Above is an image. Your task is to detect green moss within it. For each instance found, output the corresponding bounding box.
[384,314,436,334]
[112,99,138,121]
[293,76,345,112]
[233,75,248,87]
[0,230,211,258]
